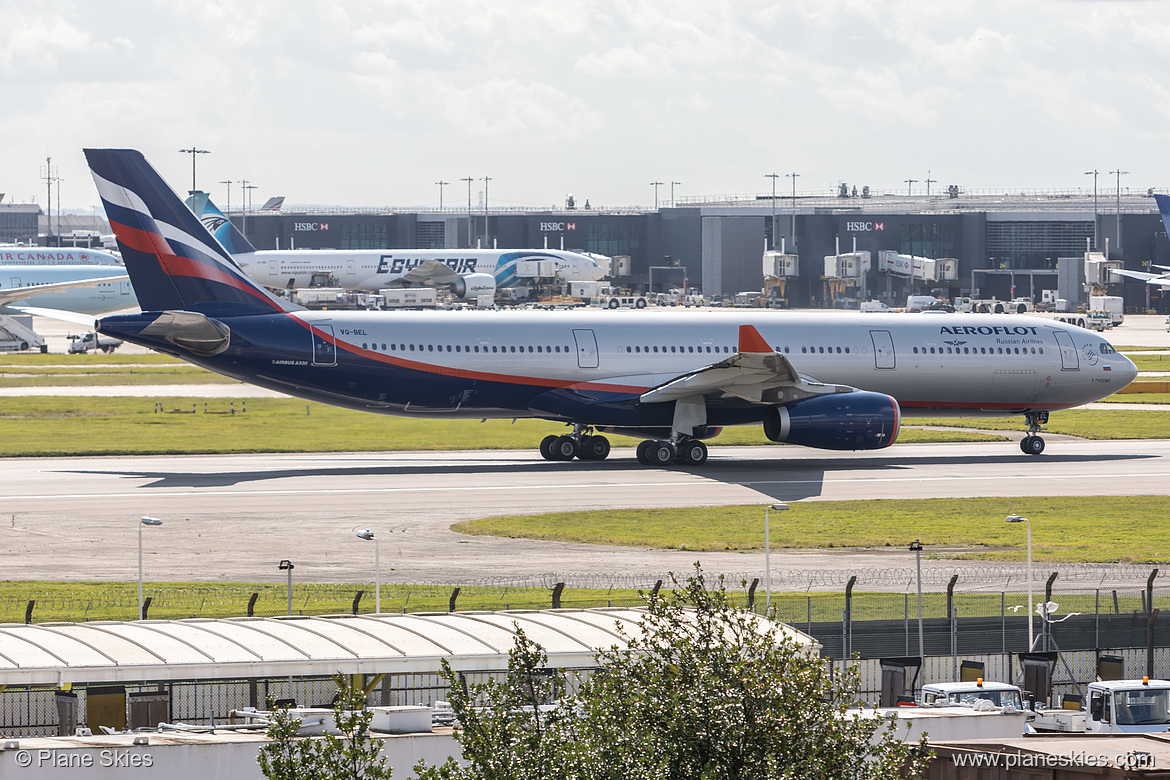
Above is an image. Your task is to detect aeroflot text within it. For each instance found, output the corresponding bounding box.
[939,325,1039,336]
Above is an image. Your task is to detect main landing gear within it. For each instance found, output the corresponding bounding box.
[539,425,612,461]
[1020,411,1048,455]
[635,437,708,467]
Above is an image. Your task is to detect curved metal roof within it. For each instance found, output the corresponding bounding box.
[0,608,817,686]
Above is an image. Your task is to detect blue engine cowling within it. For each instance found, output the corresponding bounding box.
[762,392,900,450]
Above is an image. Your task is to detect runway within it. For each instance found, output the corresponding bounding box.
[1,438,1166,584]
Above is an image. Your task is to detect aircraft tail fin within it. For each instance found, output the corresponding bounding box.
[1154,194,1170,239]
[85,149,295,315]
[185,191,259,255]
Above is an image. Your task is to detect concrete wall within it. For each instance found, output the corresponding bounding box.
[701,216,765,297]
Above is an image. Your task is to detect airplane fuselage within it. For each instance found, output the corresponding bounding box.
[236,249,606,291]
[101,309,1135,430]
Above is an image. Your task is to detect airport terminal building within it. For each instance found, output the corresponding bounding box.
[200,191,1170,314]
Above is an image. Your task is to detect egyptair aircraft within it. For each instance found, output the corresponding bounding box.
[183,192,607,301]
[85,148,1137,465]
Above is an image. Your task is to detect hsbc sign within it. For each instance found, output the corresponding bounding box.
[845,221,885,232]
[539,222,577,232]
[294,222,331,232]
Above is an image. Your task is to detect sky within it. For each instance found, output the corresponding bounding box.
[3,0,1169,213]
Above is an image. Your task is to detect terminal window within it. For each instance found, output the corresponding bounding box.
[901,223,955,258]
[987,220,1093,268]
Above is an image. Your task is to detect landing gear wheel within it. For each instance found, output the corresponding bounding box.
[551,435,578,460]
[539,435,558,461]
[679,440,708,465]
[1021,435,1045,455]
[578,435,611,460]
[636,440,653,464]
[646,440,676,467]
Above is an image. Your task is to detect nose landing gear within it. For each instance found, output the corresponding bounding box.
[1020,411,1049,455]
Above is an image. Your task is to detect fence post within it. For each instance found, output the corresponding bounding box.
[904,592,909,656]
[449,587,460,613]
[551,583,565,609]
[1001,592,1006,654]
[650,580,663,604]
[351,591,364,615]
[844,576,857,659]
[247,593,259,617]
[946,575,958,678]
[1044,572,1058,652]
[142,597,152,620]
[747,578,759,611]
[1149,569,1160,614]
[1149,608,1161,680]
[24,600,34,624]
[1095,589,1100,649]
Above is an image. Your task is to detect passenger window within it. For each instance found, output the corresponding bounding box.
[510,346,516,353]
[428,345,434,352]
[671,346,677,353]
[447,345,452,352]
[455,345,461,352]
[784,346,790,353]
[689,346,695,353]
[536,346,542,353]
[844,347,849,353]
[362,343,367,350]
[409,344,415,351]
[818,347,824,353]
[706,346,712,353]
[1039,347,1044,354]
[802,346,808,353]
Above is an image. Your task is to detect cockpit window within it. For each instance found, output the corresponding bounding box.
[1099,343,1117,355]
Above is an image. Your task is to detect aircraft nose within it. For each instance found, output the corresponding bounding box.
[1119,354,1139,386]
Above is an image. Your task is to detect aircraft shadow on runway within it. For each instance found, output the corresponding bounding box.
[53,450,1153,503]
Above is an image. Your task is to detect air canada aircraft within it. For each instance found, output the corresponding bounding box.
[85,148,1137,466]
[183,192,607,301]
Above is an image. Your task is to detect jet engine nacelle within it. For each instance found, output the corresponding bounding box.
[762,392,900,450]
[451,273,496,300]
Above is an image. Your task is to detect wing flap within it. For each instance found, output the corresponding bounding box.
[639,324,857,405]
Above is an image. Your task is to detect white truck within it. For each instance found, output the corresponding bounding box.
[1033,678,1170,734]
[68,332,123,354]
[917,680,1025,710]
[1089,295,1124,327]
[591,291,648,309]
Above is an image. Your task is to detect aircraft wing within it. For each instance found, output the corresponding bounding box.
[10,306,98,328]
[0,274,130,307]
[1109,268,1170,287]
[396,259,462,288]
[639,325,856,405]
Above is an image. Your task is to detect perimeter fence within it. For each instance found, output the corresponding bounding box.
[2,563,1166,659]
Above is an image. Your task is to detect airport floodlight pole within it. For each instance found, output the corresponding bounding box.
[279,560,294,615]
[482,176,492,245]
[241,181,257,240]
[925,171,936,197]
[765,173,780,249]
[904,178,918,197]
[670,181,681,208]
[909,540,924,658]
[1006,515,1033,650]
[763,503,789,612]
[786,172,800,244]
[138,516,163,620]
[1084,170,1099,249]
[178,147,209,195]
[219,180,232,212]
[1111,169,1129,254]
[435,180,449,210]
[356,530,380,613]
[461,177,474,246]
[650,181,663,209]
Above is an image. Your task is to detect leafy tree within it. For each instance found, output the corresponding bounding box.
[417,566,930,780]
[259,686,393,780]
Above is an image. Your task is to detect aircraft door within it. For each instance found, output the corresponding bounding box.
[573,328,599,368]
[870,330,896,369]
[311,323,337,366]
[1053,331,1079,370]
[346,260,356,277]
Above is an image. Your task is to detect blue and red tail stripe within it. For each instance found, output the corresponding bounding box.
[85,149,294,316]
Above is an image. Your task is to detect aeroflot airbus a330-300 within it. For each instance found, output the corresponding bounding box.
[84,148,1137,467]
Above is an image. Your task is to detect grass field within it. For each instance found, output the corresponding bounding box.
[454,495,1170,563]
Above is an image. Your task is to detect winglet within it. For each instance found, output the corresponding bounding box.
[738,324,773,354]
